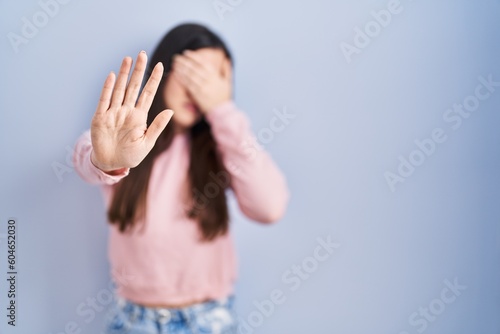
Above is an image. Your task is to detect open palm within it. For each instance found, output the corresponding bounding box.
[90,51,173,172]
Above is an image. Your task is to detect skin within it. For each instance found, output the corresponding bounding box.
[90,48,232,174]
[167,47,232,132]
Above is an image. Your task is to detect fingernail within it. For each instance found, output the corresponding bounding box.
[140,50,146,54]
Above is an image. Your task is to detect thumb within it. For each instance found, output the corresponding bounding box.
[145,109,174,148]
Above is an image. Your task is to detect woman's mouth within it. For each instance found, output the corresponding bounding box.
[184,103,197,113]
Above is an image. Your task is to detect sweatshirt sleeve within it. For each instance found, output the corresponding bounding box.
[204,101,290,223]
[72,129,130,185]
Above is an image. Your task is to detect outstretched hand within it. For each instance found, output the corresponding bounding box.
[90,51,174,172]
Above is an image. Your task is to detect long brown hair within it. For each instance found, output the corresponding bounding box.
[107,23,233,241]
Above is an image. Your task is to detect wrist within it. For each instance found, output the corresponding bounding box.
[90,150,126,175]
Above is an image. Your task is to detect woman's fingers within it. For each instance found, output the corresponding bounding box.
[110,57,133,108]
[173,59,206,91]
[174,55,209,82]
[174,66,204,91]
[144,109,174,148]
[96,71,116,114]
[182,51,214,74]
[124,51,148,106]
[136,62,164,111]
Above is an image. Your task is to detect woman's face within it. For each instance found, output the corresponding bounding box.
[163,47,227,132]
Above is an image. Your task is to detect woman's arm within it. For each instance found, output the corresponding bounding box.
[172,50,289,222]
[73,50,174,185]
[205,101,290,223]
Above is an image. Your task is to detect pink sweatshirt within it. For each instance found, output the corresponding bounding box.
[73,101,290,305]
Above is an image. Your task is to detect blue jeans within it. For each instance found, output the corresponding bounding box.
[103,294,239,334]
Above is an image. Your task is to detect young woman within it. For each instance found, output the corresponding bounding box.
[73,23,290,334]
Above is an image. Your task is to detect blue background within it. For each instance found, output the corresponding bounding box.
[1,0,499,333]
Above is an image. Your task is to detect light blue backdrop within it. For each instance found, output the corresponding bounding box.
[1,0,499,333]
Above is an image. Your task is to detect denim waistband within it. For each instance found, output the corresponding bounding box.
[115,294,235,324]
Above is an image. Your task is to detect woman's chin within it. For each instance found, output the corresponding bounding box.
[173,116,201,132]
